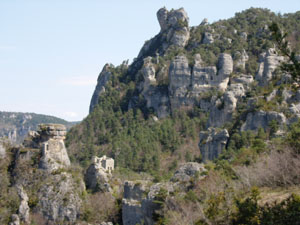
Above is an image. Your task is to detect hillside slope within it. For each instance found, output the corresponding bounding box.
[0,111,77,143]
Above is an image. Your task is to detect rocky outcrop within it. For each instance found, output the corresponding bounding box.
[36,124,70,172]
[157,7,190,48]
[234,49,249,70]
[202,32,214,44]
[0,140,6,159]
[256,48,284,86]
[9,214,20,225]
[37,172,83,223]
[122,181,173,225]
[84,156,113,192]
[171,162,206,182]
[168,55,192,109]
[17,186,30,224]
[199,128,229,162]
[208,83,245,127]
[241,110,287,132]
[89,64,113,113]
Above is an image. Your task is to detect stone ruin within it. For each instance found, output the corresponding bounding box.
[85,155,114,192]
[92,155,114,173]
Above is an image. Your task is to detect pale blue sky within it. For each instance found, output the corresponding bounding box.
[0,0,299,121]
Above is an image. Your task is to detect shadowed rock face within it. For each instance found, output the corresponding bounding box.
[199,128,229,162]
[89,64,113,113]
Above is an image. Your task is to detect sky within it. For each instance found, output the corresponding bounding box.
[0,0,299,121]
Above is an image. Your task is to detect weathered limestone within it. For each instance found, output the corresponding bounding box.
[231,74,254,90]
[241,110,287,132]
[202,32,214,44]
[89,64,113,113]
[38,172,83,223]
[122,181,173,225]
[199,128,229,162]
[9,214,20,225]
[171,162,206,182]
[256,48,284,86]
[38,124,70,172]
[234,49,249,70]
[17,186,30,224]
[0,140,6,159]
[157,7,190,48]
[208,83,245,127]
[85,155,114,192]
[217,53,233,91]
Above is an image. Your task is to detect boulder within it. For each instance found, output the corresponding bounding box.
[199,128,229,162]
[171,162,206,182]
[89,64,113,113]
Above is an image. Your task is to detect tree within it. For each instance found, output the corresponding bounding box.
[269,23,300,84]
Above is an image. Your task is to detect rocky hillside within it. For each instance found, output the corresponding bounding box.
[1,7,300,225]
[66,7,300,171]
[0,111,77,144]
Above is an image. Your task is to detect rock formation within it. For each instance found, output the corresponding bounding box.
[122,181,174,225]
[171,162,206,182]
[37,124,70,172]
[37,172,83,223]
[256,48,284,86]
[89,64,113,113]
[199,128,229,162]
[85,155,114,192]
[202,32,214,44]
[0,140,6,159]
[241,110,287,132]
[157,7,190,48]
[234,49,249,70]
[17,186,30,224]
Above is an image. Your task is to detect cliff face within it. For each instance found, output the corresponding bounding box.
[73,7,300,170]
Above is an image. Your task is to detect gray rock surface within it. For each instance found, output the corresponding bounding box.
[171,162,206,182]
[85,160,111,192]
[241,110,287,132]
[37,124,70,172]
[37,172,83,223]
[208,83,245,127]
[17,186,30,224]
[9,214,20,225]
[199,128,229,162]
[202,32,214,44]
[157,7,190,48]
[256,48,284,86]
[89,64,113,113]
[234,49,249,70]
[122,181,173,225]
[0,141,6,159]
